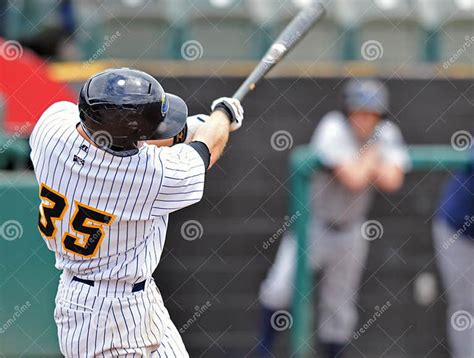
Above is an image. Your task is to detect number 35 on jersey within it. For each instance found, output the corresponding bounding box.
[38,183,115,258]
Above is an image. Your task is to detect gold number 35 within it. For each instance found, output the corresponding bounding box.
[38,183,115,258]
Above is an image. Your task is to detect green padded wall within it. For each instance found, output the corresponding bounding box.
[0,173,60,358]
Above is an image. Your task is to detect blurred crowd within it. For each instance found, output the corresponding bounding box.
[0,0,472,62]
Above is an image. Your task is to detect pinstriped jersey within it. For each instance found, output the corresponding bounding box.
[30,101,205,282]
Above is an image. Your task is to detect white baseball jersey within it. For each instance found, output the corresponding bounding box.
[30,101,205,357]
[30,101,205,287]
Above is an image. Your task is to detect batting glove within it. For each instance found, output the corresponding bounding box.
[211,97,244,132]
[185,114,209,143]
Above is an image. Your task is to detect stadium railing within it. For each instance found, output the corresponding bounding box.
[289,144,472,357]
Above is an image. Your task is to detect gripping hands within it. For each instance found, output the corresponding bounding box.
[211,97,244,132]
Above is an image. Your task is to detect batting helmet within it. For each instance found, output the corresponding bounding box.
[79,68,188,156]
[341,78,389,115]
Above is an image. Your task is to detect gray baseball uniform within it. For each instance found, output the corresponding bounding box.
[259,111,409,343]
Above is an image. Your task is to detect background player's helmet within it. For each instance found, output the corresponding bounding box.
[79,68,188,155]
[341,78,389,116]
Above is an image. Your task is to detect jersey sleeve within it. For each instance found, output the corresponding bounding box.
[310,112,358,167]
[377,121,411,171]
[151,143,206,216]
[29,101,78,159]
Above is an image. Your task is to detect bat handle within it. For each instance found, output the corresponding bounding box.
[232,78,256,101]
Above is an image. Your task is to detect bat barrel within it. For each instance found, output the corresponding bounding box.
[232,1,326,101]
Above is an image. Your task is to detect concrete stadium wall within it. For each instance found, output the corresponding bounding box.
[0,77,471,357]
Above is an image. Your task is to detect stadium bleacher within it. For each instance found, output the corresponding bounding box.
[2,0,473,63]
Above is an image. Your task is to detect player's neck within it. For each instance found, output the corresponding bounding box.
[76,124,97,147]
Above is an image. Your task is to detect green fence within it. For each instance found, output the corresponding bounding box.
[289,145,472,357]
[0,172,60,358]
[0,145,471,357]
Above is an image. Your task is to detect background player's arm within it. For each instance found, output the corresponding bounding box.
[312,114,379,193]
[372,163,404,192]
[335,146,405,193]
[333,145,379,193]
[371,122,410,192]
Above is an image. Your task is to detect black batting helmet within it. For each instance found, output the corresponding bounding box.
[79,68,188,156]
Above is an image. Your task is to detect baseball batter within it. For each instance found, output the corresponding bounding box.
[29,68,244,357]
[258,79,410,358]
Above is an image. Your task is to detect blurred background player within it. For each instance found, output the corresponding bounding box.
[433,148,474,358]
[258,78,410,358]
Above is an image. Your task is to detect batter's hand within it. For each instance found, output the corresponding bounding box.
[210,97,244,132]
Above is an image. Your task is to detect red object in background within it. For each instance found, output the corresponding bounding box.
[0,38,76,135]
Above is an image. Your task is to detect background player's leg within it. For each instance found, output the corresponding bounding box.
[316,224,369,358]
[258,234,298,356]
[433,219,474,358]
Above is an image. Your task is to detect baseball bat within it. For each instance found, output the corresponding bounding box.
[232,1,326,101]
